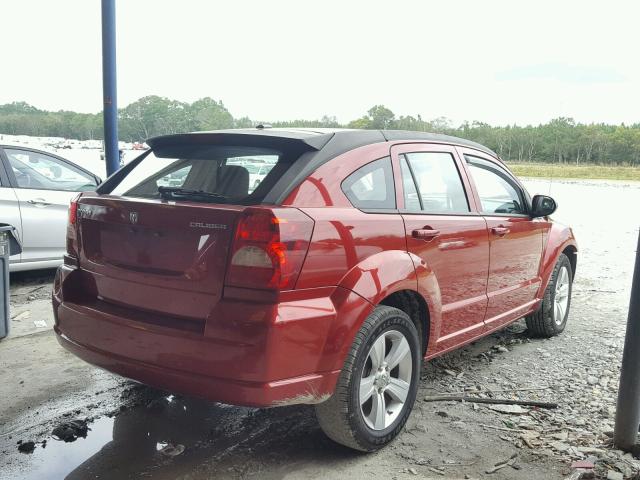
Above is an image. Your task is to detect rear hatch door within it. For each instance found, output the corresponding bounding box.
[77,194,243,322]
[72,131,334,325]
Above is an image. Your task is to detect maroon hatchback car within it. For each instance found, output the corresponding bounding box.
[53,128,577,451]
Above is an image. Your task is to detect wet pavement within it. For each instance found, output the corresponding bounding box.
[1,178,639,479]
[3,385,359,480]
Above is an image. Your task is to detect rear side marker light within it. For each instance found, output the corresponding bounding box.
[66,193,83,261]
[69,194,81,224]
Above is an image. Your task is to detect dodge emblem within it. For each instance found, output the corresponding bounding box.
[130,212,138,224]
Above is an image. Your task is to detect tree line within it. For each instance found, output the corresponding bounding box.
[1,98,639,165]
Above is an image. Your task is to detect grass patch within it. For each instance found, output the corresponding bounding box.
[507,162,640,181]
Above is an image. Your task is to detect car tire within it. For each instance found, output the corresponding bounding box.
[526,253,573,338]
[315,305,421,452]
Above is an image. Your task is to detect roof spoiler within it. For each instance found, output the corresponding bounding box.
[147,131,334,152]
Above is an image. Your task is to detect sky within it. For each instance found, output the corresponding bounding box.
[1,0,639,126]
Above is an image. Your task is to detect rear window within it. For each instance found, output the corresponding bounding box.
[110,145,285,204]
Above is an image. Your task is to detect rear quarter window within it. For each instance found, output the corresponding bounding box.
[341,157,396,210]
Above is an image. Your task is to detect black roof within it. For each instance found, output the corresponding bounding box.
[381,130,496,156]
[99,128,497,203]
[148,128,497,157]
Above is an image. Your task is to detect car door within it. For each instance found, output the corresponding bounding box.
[460,149,544,330]
[3,147,98,264]
[391,143,490,354]
[0,151,22,264]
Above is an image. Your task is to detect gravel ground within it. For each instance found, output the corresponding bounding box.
[0,178,639,480]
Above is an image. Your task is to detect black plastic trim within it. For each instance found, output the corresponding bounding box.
[398,210,481,217]
[96,149,153,194]
[400,154,423,211]
[265,130,387,205]
[481,213,531,219]
[0,148,12,187]
[360,208,400,214]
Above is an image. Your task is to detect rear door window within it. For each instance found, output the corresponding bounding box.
[402,152,469,213]
[341,157,396,209]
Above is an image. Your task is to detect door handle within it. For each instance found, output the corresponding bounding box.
[412,228,440,241]
[27,198,51,207]
[491,226,510,236]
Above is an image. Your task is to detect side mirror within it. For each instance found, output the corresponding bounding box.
[531,195,557,218]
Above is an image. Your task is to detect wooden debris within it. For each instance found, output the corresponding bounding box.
[424,395,558,409]
[486,453,518,474]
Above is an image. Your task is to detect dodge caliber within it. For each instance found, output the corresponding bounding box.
[53,128,577,451]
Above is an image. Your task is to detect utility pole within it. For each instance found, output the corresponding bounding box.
[614,229,640,452]
[101,0,119,176]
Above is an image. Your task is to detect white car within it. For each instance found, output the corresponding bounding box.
[0,144,101,271]
[246,163,274,191]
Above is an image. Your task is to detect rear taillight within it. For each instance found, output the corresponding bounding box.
[225,207,314,290]
[66,193,82,263]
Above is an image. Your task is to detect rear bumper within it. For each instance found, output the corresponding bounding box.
[52,266,365,407]
[55,326,338,407]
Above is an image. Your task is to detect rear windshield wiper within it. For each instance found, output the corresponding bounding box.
[158,186,229,203]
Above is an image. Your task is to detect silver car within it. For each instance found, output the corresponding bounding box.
[0,144,101,271]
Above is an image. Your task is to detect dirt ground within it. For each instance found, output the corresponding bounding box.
[1,178,639,480]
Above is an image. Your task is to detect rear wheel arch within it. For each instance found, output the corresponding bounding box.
[562,244,577,278]
[323,251,440,373]
[337,250,419,302]
[379,290,430,356]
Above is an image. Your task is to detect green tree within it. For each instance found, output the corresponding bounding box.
[119,96,189,141]
[188,97,234,131]
[1,99,640,166]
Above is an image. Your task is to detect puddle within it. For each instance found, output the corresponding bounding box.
[10,416,116,480]
[4,395,258,480]
[3,391,343,480]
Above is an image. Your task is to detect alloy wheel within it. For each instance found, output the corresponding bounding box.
[554,266,570,325]
[359,330,413,430]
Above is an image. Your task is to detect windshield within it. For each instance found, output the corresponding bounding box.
[110,146,280,203]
